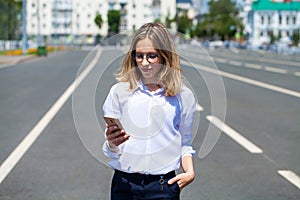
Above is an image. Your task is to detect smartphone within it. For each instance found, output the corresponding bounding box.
[103,117,124,130]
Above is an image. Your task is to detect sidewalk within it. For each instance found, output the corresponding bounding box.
[0,54,38,69]
[0,54,37,65]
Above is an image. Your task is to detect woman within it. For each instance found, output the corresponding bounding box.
[103,22,196,200]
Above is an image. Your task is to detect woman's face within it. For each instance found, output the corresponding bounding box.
[135,38,163,84]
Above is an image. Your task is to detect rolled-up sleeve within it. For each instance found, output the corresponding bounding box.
[103,84,121,119]
[102,140,121,158]
[102,84,122,158]
[178,86,196,157]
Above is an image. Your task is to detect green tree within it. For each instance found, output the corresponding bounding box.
[195,0,242,40]
[94,12,103,44]
[164,11,173,29]
[176,10,192,35]
[107,10,121,34]
[292,29,299,46]
[0,0,22,40]
[94,12,103,30]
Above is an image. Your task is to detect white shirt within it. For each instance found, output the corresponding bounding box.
[102,81,196,175]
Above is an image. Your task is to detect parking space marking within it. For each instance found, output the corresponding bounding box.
[0,47,102,185]
[206,115,263,154]
[278,170,300,190]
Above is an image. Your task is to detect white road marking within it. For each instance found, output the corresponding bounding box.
[278,170,300,189]
[264,66,287,74]
[181,60,300,98]
[294,72,300,77]
[0,47,102,185]
[181,51,300,77]
[229,60,243,66]
[244,63,262,70]
[206,115,263,154]
[214,57,227,63]
[196,103,204,111]
[230,48,240,54]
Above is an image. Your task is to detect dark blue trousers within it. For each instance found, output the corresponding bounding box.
[111,170,180,200]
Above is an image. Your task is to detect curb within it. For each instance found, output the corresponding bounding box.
[0,55,39,69]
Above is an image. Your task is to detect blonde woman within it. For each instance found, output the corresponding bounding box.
[103,22,196,200]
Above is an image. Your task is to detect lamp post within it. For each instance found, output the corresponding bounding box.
[22,0,27,54]
[36,0,42,47]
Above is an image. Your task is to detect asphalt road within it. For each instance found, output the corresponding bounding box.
[0,46,299,200]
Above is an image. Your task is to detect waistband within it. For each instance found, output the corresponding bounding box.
[114,170,176,183]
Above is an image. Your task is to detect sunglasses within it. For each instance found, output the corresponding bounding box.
[134,52,159,64]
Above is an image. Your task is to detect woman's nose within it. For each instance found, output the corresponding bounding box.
[141,55,149,65]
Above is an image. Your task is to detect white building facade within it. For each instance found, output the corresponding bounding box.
[26,0,176,42]
[246,0,300,47]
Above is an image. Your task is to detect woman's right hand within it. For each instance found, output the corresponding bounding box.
[106,125,130,147]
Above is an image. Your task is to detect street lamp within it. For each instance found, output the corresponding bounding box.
[36,0,42,46]
[22,0,27,54]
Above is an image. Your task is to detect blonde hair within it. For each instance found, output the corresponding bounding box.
[115,22,182,96]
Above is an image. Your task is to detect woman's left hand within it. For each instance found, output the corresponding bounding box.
[167,172,195,190]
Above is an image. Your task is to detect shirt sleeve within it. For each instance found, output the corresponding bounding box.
[102,140,121,158]
[178,86,196,157]
[102,84,122,158]
[102,84,121,119]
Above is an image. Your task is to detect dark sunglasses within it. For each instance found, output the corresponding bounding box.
[134,52,159,64]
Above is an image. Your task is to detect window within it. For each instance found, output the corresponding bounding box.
[268,16,271,25]
[279,15,282,25]
[261,16,264,25]
[293,16,296,25]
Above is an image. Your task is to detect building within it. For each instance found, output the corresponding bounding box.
[246,0,300,47]
[26,0,176,44]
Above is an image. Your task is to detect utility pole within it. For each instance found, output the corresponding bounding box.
[37,0,42,47]
[22,0,27,54]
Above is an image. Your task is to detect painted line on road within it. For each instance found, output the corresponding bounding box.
[206,115,263,154]
[0,47,102,185]
[196,103,204,112]
[278,170,300,189]
[244,63,262,70]
[264,66,287,74]
[294,72,300,77]
[182,51,300,78]
[214,57,227,63]
[181,60,300,98]
[229,60,243,67]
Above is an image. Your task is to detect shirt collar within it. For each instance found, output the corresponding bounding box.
[136,80,165,95]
